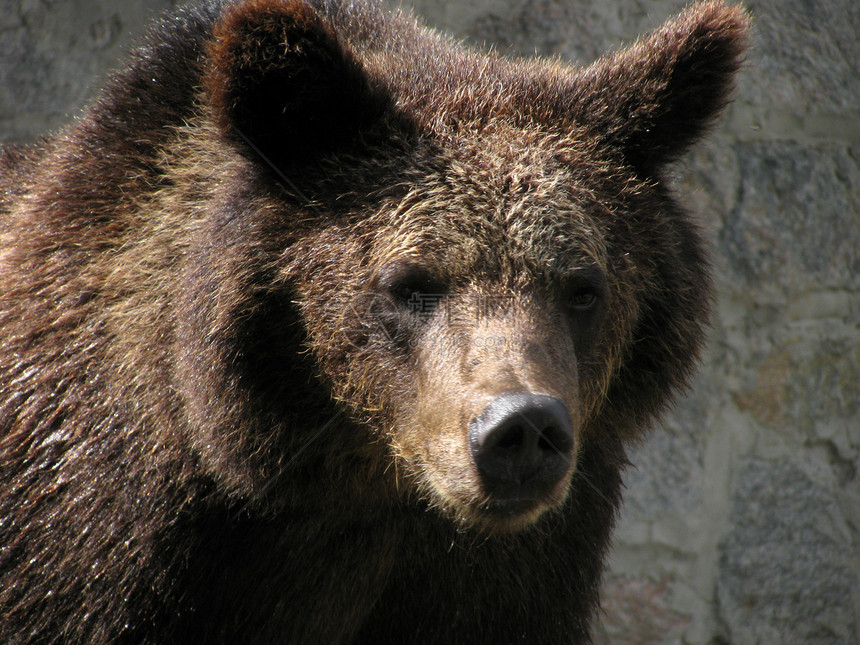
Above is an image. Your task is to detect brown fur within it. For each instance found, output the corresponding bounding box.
[0,1,749,642]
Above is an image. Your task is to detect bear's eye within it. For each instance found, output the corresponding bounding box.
[567,289,598,311]
[377,262,446,315]
[562,267,606,315]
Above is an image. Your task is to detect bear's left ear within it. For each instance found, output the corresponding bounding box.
[567,0,750,173]
[205,0,386,170]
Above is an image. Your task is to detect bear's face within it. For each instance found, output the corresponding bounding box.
[191,0,748,531]
[276,124,647,531]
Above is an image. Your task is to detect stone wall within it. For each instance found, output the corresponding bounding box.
[2,1,857,643]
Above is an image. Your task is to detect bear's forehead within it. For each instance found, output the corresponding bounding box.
[359,119,615,210]
[381,123,615,226]
[441,125,612,208]
[352,145,610,281]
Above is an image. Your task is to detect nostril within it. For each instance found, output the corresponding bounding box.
[537,423,573,455]
[493,424,525,451]
[537,430,555,452]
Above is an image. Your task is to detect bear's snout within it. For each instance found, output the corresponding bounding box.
[468,393,574,512]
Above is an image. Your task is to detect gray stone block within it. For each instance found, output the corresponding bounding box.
[726,143,860,293]
[0,0,177,143]
[596,573,692,645]
[620,395,707,522]
[739,0,860,116]
[717,458,860,644]
[732,326,860,453]
[682,141,860,298]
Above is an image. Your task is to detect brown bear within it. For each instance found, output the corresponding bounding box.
[0,0,748,642]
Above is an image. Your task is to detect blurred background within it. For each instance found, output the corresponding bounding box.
[2,0,857,642]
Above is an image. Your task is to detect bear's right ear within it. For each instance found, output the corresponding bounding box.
[205,0,386,171]
[564,0,750,174]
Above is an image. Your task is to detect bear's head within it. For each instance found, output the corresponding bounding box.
[176,0,748,533]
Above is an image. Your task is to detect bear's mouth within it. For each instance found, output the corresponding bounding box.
[449,473,574,533]
[414,463,573,533]
[459,491,567,534]
[480,496,542,517]
[476,474,569,516]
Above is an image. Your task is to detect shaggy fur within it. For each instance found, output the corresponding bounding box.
[0,0,748,642]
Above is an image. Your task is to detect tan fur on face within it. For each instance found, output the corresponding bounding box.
[403,295,581,532]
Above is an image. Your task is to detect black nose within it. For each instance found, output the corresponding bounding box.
[468,393,574,502]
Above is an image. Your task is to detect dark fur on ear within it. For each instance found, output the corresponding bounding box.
[205,0,387,169]
[569,0,750,173]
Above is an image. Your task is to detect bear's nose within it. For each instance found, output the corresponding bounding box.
[468,393,574,506]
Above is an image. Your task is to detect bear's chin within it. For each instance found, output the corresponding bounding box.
[457,501,563,535]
